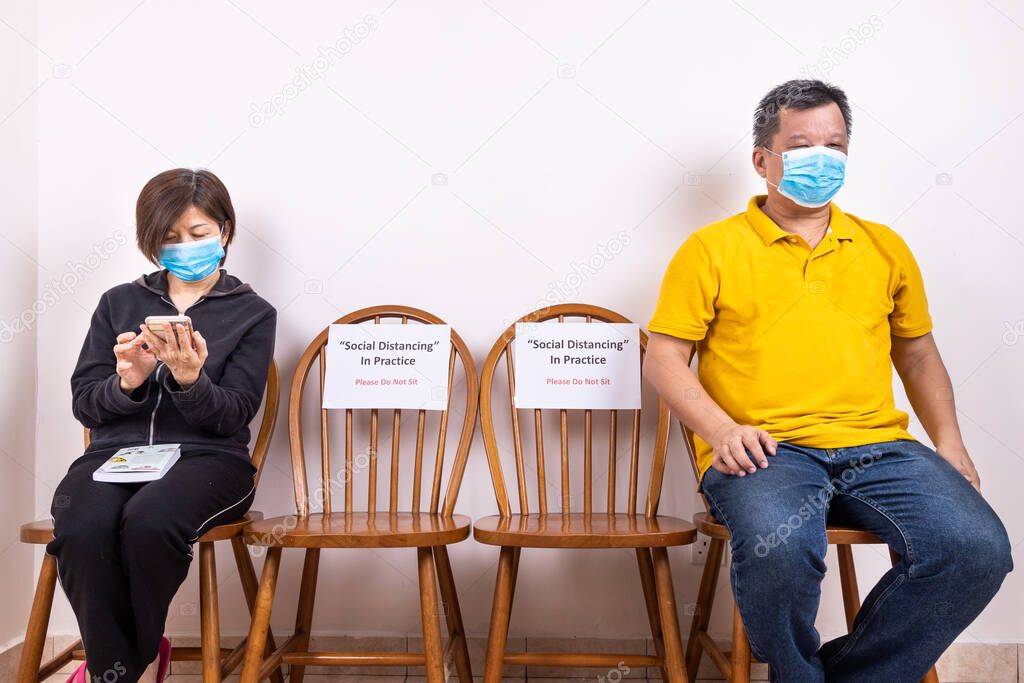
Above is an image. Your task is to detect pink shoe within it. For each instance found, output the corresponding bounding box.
[65,661,87,683]
[156,636,172,682]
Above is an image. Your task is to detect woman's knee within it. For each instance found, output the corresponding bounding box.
[50,500,120,559]
[51,523,116,563]
[120,499,189,553]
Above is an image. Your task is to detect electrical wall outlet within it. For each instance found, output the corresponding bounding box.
[690,533,727,565]
[691,533,711,564]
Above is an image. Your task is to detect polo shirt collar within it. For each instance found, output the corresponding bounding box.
[745,195,856,245]
[828,203,856,241]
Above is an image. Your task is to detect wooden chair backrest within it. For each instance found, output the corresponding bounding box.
[287,305,478,518]
[667,339,711,511]
[479,303,671,519]
[84,359,281,487]
[678,421,711,512]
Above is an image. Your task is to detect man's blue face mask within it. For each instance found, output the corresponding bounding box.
[764,145,847,208]
[159,229,225,282]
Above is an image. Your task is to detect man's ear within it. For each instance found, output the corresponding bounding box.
[752,148,768,179]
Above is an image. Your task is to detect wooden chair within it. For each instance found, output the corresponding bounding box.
[17,360,284,683]
[474,303,697,683]
[238,306,478,683]
[679,423,940,683]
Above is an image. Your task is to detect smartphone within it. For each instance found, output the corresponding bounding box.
[144,315,193,342]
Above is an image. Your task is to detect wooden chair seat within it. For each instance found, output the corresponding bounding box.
[244,512,472,548]
[693,511,885,545]
[19,520,58,545]
[474,513,696,548]
[20,512,265,546]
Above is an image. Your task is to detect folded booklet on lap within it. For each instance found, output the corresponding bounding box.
[92,443,181,482]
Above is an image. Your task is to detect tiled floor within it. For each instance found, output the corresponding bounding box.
[46,679,734,682]
[29,637,1024,681]
[36,670,1022,682]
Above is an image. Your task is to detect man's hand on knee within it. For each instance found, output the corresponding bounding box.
[711,423,777,476]
[936,443,982,491]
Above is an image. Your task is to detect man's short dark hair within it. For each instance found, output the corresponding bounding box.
[753,79,852,149]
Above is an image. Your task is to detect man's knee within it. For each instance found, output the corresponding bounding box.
[952,516,1013,579]
[914,512,1013,585]
[734,518,827,581]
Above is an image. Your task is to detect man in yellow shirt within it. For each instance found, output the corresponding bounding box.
[644,80,1011,682]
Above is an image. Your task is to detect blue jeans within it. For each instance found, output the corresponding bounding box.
[700,439,1012,683]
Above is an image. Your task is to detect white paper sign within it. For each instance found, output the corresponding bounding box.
[513,322,641,409]
[321,324,451,410]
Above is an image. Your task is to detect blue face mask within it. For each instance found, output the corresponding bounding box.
[764,146,847,208]
[159,231,225,282]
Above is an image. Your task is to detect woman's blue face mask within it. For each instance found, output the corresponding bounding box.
[764,145,847,208]
[159,229,225,282]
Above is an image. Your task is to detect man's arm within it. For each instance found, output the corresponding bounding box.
[643,332,776,476]
[891,332,980,490]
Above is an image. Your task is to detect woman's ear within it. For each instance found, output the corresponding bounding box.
[218,222,230,266]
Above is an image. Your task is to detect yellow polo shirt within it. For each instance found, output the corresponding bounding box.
[650,196,932,480]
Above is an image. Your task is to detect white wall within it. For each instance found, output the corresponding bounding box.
[0,0,39,648]
[11,0,1024,646]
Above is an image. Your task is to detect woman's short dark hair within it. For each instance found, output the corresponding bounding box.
[135,168,236,265]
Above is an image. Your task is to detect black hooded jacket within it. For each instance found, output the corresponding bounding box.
[71,269,276,458]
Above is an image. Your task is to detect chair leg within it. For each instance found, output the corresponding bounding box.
[685,537,726,682]
[636,548,667,679]
[240,546,282,683]
[507,546,521,631]
[483,546,517,683]
[289,548,321,683]
[231,538,285,683]
[730,602,751,683]
[651,547,688,683]
[836,544,860,632]
[199,541,222,683]
[433,546,473,682]
[17,553,58,683]
[417,546,446,683]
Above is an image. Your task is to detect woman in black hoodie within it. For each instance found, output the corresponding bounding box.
[48,169,276,683]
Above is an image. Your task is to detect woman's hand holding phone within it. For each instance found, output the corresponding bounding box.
[113,331,157,393]
[139,322,209,390]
